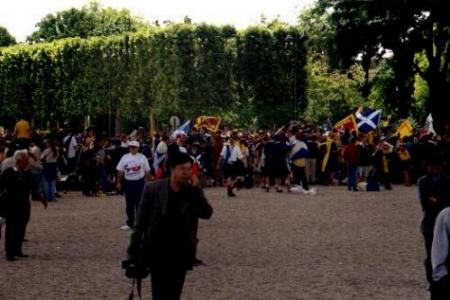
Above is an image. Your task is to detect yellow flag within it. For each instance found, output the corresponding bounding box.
[194,116,222,133]
[334,113,358,132]
[395,120,413,138]
[321,137,333,173]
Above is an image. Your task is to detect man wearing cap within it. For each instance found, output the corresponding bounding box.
[127,152,213,300]
[116,141,151,231]
[418,154,450,297]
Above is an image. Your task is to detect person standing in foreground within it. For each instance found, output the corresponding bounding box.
[0,150,47,261]
[127,152,213,300]
[431,207,450,299]
[418,154,450,297]
[116,141,151,231]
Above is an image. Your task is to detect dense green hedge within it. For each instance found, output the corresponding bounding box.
[0,24,306,133]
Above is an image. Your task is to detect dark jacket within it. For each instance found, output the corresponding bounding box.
[128,178,213,269]
[418,174,450,236]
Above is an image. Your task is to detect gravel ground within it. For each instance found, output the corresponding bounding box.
[0,185,428,300]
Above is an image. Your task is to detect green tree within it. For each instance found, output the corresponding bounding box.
[0,26,16,47]
[316,0,450,129]
[0,24,307,131]
[305,55,365,124]
[235,26,307,128]
[28,1,148,43]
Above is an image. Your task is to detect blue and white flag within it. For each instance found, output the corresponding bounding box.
[425,113,436,135]
[171,120,191,139]
[323,119,333,134]
[355,109,382,133]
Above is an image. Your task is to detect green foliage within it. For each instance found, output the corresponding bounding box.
[0,26,16,47]
[305,56,365,124]
[315,0,450,129]
[28,1,148,43]
[0,24,307,132]
[368,61,397,115]
[235,26,307,128]
[298,6,334,57]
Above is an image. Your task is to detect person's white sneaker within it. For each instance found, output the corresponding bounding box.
[304,188,317,195]
[120,225,132,231]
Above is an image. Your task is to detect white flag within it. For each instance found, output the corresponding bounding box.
[425,113,435,134]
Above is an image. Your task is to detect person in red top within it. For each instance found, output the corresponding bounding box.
[344,136,360,191]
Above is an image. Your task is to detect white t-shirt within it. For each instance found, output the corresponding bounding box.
[63,135,78,158]
[221,144,243,164]
[155,141,168,155]
[116,153,150,181]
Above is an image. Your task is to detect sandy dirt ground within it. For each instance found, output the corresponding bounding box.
[0,185,428,300]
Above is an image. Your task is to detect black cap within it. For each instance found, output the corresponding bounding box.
[426,152,444,165]
[167,152,193,168]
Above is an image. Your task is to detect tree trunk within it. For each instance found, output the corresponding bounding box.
[392,50,415,119]
[149,107,157,136]
[428,74,447,133]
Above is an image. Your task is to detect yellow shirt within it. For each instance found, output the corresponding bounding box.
[15,119,30,139]
[398,149,411,161]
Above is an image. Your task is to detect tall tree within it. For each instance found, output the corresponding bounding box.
[317,0,450,129]
[0,26,16,47]
[28,1,148,43]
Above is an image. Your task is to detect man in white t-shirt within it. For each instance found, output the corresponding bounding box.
[218,137,244,197]
[63,131,78,174]
[116,141,151,230]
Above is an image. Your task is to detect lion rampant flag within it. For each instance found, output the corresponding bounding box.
[195,116,222,133]
[334,113,358,133]
[395,119,413,139]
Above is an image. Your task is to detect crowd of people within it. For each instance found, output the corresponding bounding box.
[1,116,450,298]
[0,117,449,207]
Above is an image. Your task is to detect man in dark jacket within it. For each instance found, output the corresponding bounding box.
[418,154,450,297]
[372,138,392,189]
[127,152,213,300]
[0,150,47,261]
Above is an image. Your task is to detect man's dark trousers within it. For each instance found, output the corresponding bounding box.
[124,179,145,228]
[150,265,187,300]
[5,203,31,258]
[292,165,309,191]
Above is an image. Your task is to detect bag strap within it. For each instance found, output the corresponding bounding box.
[224,145,231,164]
[137,278,143,299]
[128,278,143,300]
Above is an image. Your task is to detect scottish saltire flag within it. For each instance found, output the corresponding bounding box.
[171,120,191,139]
[425,113,436,134]
[355,109,382,133]
[323,119,333,134]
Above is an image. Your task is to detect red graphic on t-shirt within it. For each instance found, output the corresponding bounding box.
[125,164,141,174]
